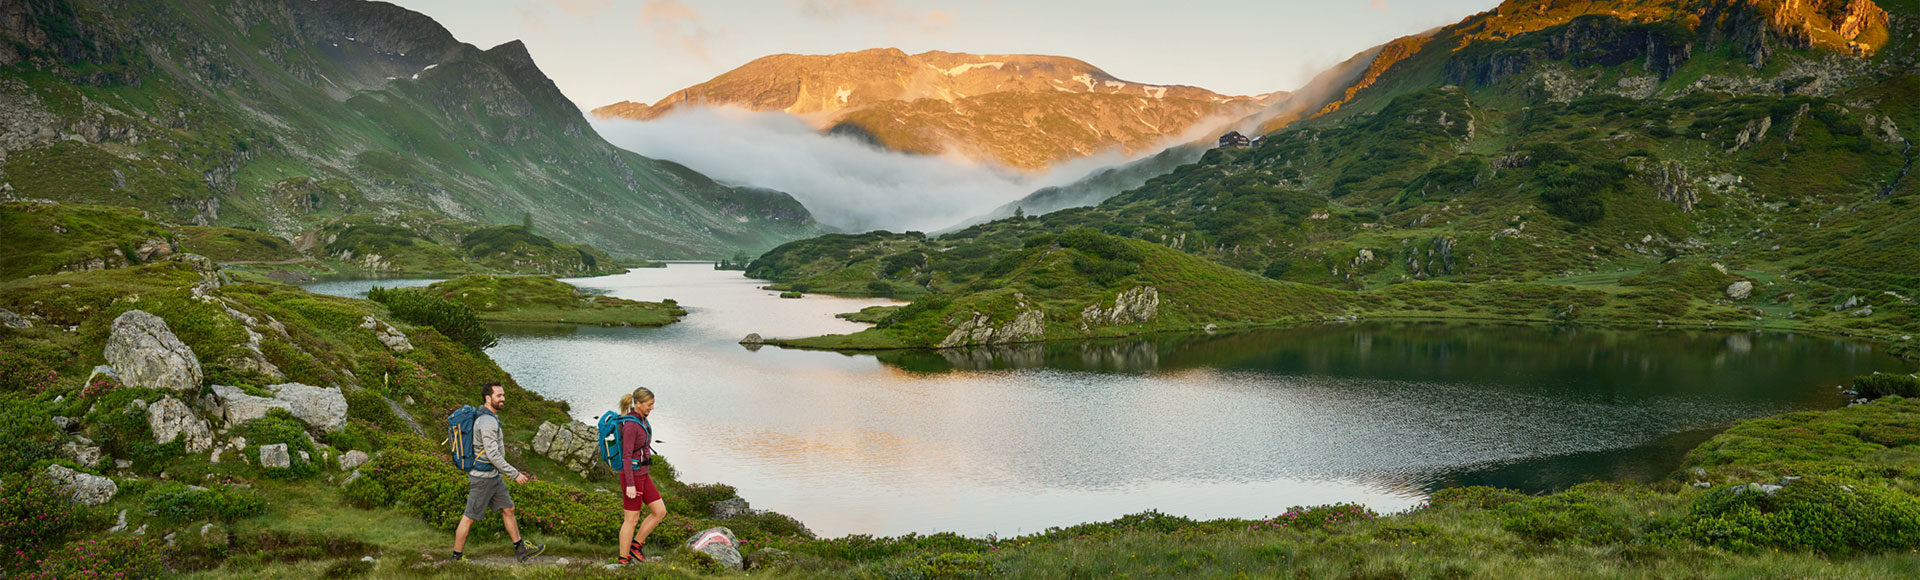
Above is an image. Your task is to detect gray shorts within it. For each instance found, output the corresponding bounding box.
[464,475,514,521]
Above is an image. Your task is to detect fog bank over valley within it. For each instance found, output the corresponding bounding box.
[592,107,1181,233]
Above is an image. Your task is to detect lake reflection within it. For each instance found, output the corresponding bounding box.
[368,265,1911,538]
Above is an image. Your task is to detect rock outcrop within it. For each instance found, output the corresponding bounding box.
[266,383,350,432]
[60,439,102,467]
[940,308,1047,348]
[685,527,744,570]
[531,420,600,475]
[0,307,30,329]
[711,497,750,520]
[103,310,202,392]
[202,383,348,432]
[359,316,413,353]
[1638,159,1702,212]
[147,396,215,453]
[46,464,117,506]
[204,385,293,427]
[1080,287,1160,327]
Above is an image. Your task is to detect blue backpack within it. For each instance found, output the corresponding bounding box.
[446,405,497,472]
[597,411,652,472]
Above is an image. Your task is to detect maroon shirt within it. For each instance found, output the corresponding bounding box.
[619,411,653,489]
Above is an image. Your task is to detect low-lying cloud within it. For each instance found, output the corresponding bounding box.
[592,107,1167,233]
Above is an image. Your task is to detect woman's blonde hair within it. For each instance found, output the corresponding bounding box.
[619,387,655,414]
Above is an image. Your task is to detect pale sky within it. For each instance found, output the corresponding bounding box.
[384,0,1504,112]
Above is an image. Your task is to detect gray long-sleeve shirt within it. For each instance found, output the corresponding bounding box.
[469,413,522,479]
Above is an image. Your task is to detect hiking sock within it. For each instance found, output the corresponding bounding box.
[513,539,525,550]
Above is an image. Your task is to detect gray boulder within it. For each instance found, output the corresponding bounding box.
[259,443,291,469]
[0,308,30,329]
[59,441,103,467]
[205,385,292,426]
[711,497,750,520]
[358,316,413,353]
[740,333,763,345]
[1726,280,1754,300]
[265,383,349,432]
[532,420,600,474]
[338,450,370,471]
[685,526,744,570]
[147,397,215,453]
[103,310,203,391]
[46,465,117,505]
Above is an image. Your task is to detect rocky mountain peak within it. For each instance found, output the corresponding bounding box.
[592,48,1281,169]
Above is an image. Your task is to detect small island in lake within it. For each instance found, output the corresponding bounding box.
[422,274,686,326]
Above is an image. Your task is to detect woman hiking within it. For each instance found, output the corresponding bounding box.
[615,387,666,565]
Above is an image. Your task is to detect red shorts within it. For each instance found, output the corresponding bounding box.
[623,474,661,511]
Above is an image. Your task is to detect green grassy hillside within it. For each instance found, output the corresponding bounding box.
[0,0,822,259]
[751,0,1920,357]
[416,275,686,326]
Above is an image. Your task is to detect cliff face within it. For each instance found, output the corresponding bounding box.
[592,48,1282,170]
[1302,0,1892,123]
[0,0,823,258]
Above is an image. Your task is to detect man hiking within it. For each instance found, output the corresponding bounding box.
[451,381,545,563]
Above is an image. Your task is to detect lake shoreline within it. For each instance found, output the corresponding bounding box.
[766,308,1920,362]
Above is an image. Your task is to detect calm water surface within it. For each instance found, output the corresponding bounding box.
[311,264,1912,537]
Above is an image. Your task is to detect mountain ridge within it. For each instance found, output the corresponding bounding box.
[592,48,1284,170]
[0,0,824,259]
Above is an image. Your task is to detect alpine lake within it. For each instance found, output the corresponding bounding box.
[306,263,1911,538]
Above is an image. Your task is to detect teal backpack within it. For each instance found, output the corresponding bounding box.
[446,405,496,472]
[597,411,652,471]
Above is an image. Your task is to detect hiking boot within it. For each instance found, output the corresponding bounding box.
[447,553,466,563]
[515,541,545,562]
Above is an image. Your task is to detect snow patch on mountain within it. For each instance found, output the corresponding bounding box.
[943,62,1006,76]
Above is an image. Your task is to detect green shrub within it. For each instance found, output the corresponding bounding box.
[879,295,953,329]
[344,390,404,436]
[1058,228,1142,262]
[323,426,369,454]
[367,286,496,350]
[1022,234,1057,248]
[19,535,166,580]
[323,225,422,255]
[0,398,57,469]
[1669,477,1920,554]
[342,475,392,509]
[460,225,554,257]
[1429,486,1526,510]
[81,387,181,471]
[321,557,376,578]
[0,474,113,574]
[780,291,804,299]
[1498,491,1634,545]
[675,482,737,511]
[881,551,998,579]
[145,482,267,524]
[0,339,69,393]
[1855,373,1920,399]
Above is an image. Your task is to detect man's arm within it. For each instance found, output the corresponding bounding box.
[477,415,522,479]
